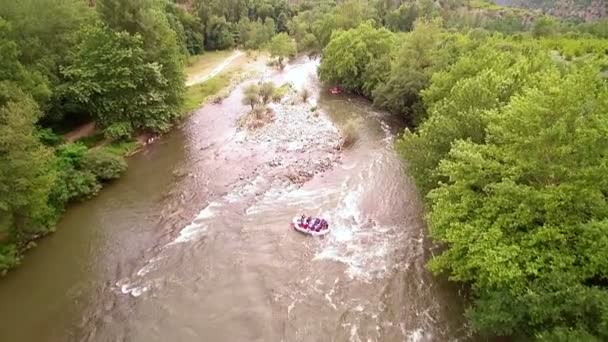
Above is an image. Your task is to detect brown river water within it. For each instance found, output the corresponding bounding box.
[0,59,471,342]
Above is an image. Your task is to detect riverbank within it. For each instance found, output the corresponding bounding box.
[181,51,267,115]
[0,51,266,276]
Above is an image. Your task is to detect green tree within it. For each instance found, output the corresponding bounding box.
[205,15,235,50]
[418,0,439,19]
[288,10,321,52]
[97,0,184,130]
[312,13,338,48]
[0,0,93,117]
[373,20,445,121]
[259,82,276,105]
[318,22,395,97]
[427,67,608,339]
[385,3,419,32]
[242,83,260,109]
[269,33,296,69]
[264,17,276,39]
[165,1,205,55]
[334,0,377,32]
[0,19,50,107]
[0,84,56,257]
[62,25,177,133]
[397,40,551,194]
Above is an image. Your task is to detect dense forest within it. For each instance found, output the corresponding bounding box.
[316,0,608,340]
[2,0,608,340]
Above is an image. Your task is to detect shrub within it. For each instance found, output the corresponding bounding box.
[52,143,105,203]
[272,83,292,102]
[82,149,128,181]
[242,83,260,109]
[239,106,275,129]
[0,243,19,275]
[37,128,64,146]
[269,33,296,69]
[51,164,101,204]
[64,169,101,201]
[300,88,311,102]
[104,122,133,141]
[55,143,88,168]
[259,82,276,104]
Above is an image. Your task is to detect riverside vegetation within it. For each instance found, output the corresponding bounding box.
[316,0,608,340]
[2,0,608,340]
[0,0,299,273]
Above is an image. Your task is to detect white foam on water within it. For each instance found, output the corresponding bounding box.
[379,121,394,146]
[245,206,261,216]
[349,324,362,342]
[330,225,356,242]
[128,286,149,298]
[313,169,404,282]
[405,328,426,342]
[225,191,241,203]
[287,299,298,318]
[325,292,338,310]
[245,185,337,218]
[195,202,221,220]
[172,222,207,244]
[117,279,150,298]
[170,201,222,244]
[136,256,164,277]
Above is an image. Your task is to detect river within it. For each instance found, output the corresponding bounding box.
[0,59,470,342]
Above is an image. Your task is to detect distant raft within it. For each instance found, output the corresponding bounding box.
[291,215,330,236]
[329,87,342,95]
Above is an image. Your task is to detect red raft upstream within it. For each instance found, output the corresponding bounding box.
[291,215,330,236]
[329,87,342,95]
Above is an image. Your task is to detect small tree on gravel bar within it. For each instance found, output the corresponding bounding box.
[300,88,311,102]
[259,82,276,105]
[242,84,260,110]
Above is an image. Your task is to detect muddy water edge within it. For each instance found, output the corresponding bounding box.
[0,58,471,342]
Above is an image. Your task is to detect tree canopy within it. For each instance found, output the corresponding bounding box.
[62,25,178,134]
[427,66,608,339]
[269,33,296,69]
[318,2,608,339]
[318,22,395,97]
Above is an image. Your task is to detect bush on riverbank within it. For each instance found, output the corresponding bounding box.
[82,149,128,181]
[52,143,129,203]
[0,245,19,276]
[272,83,292,103]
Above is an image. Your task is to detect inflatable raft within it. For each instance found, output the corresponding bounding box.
[292,216,330,236]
